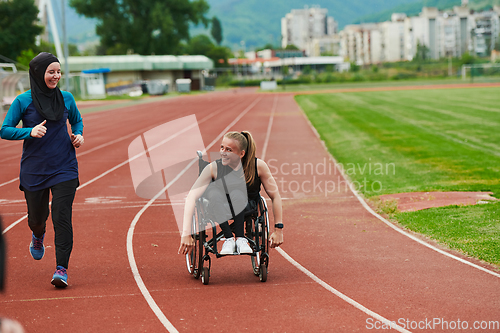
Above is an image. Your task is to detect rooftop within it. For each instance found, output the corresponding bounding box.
[60,55,213,72]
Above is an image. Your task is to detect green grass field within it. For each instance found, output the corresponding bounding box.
[265,76,500,93]
[296,86,500,266]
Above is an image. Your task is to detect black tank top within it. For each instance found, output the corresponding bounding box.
[215,158,261,200]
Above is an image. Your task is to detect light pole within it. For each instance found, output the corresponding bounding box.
[62,0,70,92]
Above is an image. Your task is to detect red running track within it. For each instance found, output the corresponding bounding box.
[0,88,499,332]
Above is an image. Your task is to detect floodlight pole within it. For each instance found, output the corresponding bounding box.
[62,0,70,92]
[37,0,64,59]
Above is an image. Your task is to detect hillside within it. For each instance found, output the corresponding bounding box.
[61,0,500,52]
[62,0,416,50]
[192,0,417,49]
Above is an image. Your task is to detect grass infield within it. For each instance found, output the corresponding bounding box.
[296,86,500,266]
[266,76,500,93]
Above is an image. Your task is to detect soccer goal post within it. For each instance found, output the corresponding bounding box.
[461,63,500,80]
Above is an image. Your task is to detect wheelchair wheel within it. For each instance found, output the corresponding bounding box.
[201,266,210,285]
[251,197,269,279]
[259,263,268,282]
[186,205,204,279]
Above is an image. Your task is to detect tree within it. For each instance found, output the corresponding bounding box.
[16,49,37,69]
[207,45,232,68]
[187,34,214,55]
[414,40,430,62]
[211,16,222,45]
[285,44,299,50]
[349,62,360,72]
[461,52,475,65]
[256,43,274,51]
[0,0,43,61]
[186,34,231,68]
[69,0,210,55]
[495,33,500,52]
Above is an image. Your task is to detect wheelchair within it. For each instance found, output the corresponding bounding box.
[185,151,270,285]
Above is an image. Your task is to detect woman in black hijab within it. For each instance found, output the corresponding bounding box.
[0,52,84,288]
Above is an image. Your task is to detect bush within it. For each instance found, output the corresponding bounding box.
[366,72,388,81]
[391,72,417,80]
[228,79,261,87]
[352,73,366,82]
[461,52,475,66]
[350,62,360,72]
[215,74,234,87]
[302,65,312,75]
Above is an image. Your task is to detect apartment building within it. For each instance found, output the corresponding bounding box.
[281,6,338,56]
[340,3,500,65]
[281,3,499,65]
[340,18,404,65]
[471,9,500,56]
[381,14,406,62]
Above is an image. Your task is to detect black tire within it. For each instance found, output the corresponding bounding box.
[259,263,267,282]
[187,204,204,279]
[250,197,269,277]
[201,266,210,285]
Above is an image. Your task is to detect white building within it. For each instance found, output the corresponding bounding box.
[471,9,500,56]
[310,35,341,57]
[339,23,381,65]
[340,1,500,65]
[404,6,463,60]
[380,14,406,62]
[281,6,338,56]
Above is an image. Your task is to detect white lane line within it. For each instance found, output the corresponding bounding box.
[126,97,261,332]
[276,248,410,332]
[0,177,18,188]
[2,214,28,234]
[299,104,500,279]
[127,176,185,333]
[1,100,244,234]
[261,95,277,160]
[260,95,410,333]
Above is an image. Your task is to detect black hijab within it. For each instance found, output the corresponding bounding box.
[29,52,65,121]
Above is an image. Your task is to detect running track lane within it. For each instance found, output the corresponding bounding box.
[0,88,499,332]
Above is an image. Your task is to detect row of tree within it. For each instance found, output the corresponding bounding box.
[0,0,232,67]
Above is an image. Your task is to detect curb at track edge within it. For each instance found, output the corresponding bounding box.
[297,104,500,279]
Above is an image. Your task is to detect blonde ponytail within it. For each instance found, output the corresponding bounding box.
[224,131,256,185]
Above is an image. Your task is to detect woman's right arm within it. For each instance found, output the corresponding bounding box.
[0,99,32,140]
[178,162,215,254]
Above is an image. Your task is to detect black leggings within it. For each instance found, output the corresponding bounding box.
[22,178,79,269]
[204,186,247,238]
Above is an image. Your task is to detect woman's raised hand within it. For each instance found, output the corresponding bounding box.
[30,120,47,138]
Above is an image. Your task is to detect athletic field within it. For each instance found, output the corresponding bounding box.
[296,85,500,266]
[0,83,499,332]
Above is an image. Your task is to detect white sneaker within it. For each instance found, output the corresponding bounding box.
[236,237,253,254]
[220,238,236,255]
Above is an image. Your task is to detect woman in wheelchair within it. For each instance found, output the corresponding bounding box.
[178,131,283,256]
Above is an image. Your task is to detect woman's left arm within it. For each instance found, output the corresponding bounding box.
[258,159,283,248]
[64,92,84,148]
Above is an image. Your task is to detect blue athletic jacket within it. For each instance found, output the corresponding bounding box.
[0,90,83,191]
